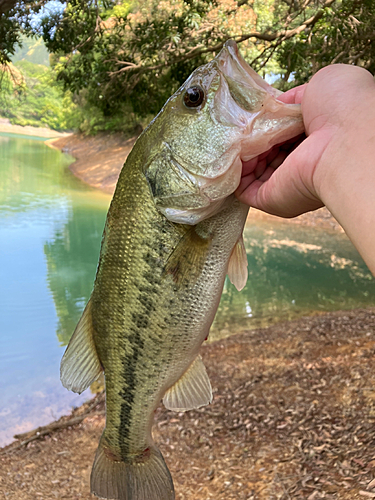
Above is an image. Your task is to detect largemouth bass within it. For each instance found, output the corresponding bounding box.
[61,40,303,500]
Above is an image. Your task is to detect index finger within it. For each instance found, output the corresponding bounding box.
[277,84,307,105]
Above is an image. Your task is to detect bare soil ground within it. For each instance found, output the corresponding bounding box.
[2,309,375,500]
[0,120,69,139]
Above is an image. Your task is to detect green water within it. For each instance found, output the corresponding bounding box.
[0,134,111,446]
[213,219,375,338]
[0,133,374,447]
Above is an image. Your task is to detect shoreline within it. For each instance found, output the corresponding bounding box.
[0,123,343,232]
[50,131,344,232]
[2,308,375,499]
[0,122,71,139]
[49,132,138,194]
[1,130,373,499]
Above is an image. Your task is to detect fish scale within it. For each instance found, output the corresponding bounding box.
[60,40,304,500]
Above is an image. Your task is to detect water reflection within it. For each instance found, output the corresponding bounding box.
[211,220,375,339]
[0,133,110,446]
[44,204,104,346]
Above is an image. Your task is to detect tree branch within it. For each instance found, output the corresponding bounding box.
[0,392,105,455]
[110,0,337,77]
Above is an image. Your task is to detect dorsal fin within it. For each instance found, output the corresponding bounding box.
[60,298,102,394]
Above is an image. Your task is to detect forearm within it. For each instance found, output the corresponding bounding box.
[314,103,375,275]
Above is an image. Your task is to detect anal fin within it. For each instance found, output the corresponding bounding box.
[227,234,248,291]
[163,355,212,412]
[60,298,102,394]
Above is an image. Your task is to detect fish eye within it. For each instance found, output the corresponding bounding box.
[183,86,205,108]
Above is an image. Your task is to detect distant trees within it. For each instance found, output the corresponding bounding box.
[1,0,374,132]
[0,55,80,130]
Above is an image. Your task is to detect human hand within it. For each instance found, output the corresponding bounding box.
[236,64,375,218]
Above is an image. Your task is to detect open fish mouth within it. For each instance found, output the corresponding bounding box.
[215,40,304,164]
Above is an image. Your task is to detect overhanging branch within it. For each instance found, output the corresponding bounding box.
[110,0,337,77]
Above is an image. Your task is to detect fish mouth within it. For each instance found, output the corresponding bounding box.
[217,40,282,100]
[215,40,304,163]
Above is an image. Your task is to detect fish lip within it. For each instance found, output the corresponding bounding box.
[218,40,282,99]
[217,41,303,119]
[212,42,275,135]
[215,41,302,119]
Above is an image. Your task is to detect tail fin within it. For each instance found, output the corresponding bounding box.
[90,436,175,500]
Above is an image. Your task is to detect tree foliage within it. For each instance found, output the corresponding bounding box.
[276,0,375,86]
[1,0,374,132]
[0,58,80,130]
[41,0,374,124]
[41,0,260,119]
[0,1,51,64]
[35,1,314,121]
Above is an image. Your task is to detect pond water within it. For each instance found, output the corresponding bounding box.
[1,133,374,447]
[213,221,375,337]
[0,133,110,446]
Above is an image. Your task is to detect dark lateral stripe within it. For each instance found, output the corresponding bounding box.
[119,322,145,458]
[118,245,163,458]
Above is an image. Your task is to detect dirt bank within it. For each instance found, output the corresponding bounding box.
[0,119,70,139]
[50,133,138,194]
[2,309,375,499]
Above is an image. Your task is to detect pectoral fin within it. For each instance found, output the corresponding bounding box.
[163,226,212,288]
[60,298,102,394]
[227,234,248,291]
[163,355,212,412]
